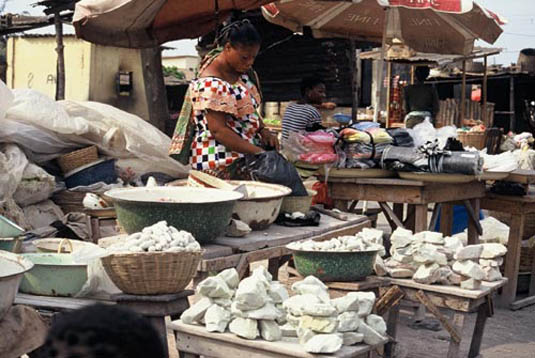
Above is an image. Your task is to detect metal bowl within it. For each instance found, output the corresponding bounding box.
[19,253,88,297]
[0,251,34,320]
[105,187,243,244]
[228,181,292,230]
[289,248,378,282]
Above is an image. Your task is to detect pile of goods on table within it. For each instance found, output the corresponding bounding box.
[383,228,507,290]
[180,267,387,354]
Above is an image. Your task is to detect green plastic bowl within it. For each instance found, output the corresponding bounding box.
[291,249,378,282]
[105,187,243,244]
[19,253,88,297]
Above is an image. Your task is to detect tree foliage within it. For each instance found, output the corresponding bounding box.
[162,66,186,80]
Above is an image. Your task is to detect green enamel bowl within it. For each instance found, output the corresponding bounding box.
[290,249,378,282]
[104,187,243,244]
[19,253,88,297]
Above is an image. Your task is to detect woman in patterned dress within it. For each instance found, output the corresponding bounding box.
[170,20,279,177]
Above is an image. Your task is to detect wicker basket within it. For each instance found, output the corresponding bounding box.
[488,211,535,240]
[458,131,487,150]
[520,244,535,272]
[101,250,203,295]
[58,146,99,174]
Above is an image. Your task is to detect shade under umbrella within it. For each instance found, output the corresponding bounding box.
[262,0,505,55]
[72,0,274,48]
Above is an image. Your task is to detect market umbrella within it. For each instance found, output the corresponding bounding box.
[72,0,275,48]
[262,0,505,56]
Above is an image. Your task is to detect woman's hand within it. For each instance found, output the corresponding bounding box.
[259,127,280,151]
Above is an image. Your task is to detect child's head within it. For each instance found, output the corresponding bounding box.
[38,303,165,358]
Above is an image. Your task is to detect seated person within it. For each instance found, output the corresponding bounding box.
[403,66,440,129]
[36,304,165,358]
[282,76,335,146]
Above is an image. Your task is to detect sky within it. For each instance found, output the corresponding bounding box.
[2,0,534,65]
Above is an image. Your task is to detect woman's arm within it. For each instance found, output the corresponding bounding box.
[206,110,264,154]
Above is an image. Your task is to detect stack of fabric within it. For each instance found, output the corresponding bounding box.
[339,127,393,168]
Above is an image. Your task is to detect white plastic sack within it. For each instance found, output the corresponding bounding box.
[0,80,14,121]
[480,217,510,245]
[22,200,64,230]
[13,163,56,207]
[0,197,31,230]
[72,245,122,298]
[408,119,457,149]
[481,151,518,173]
[0,144,29,204]
[514,148,535,171]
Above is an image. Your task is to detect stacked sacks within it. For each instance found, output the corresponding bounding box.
[385,228,506,289]
[180,267,288,341]
[282,276,387,354]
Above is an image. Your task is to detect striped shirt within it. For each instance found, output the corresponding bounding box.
[281,103,322,143]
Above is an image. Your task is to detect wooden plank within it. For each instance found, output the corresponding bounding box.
[213,215,369,251]
[327,277,387,292]
[500,214,524,307]
[428,204,441,232]
[510,296,535,310]
[312,205,349,221]
[422,181,485,203]
[322,177,426,186]
[378,202,405,229]
[414,205,428,233]
[446,313,465,358]
[171,320,387,358]
[504,169,535,185]
[202,245,234,260]
[464,199,482,243]
[382,278,507,300]
[330,184,424,204]
[415,290,461,344]
[530,244,535,296]
[384,304,400,358]
[14,294,113,311]
[375,285,404,316]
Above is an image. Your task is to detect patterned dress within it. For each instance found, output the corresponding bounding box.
[189,75,262,171]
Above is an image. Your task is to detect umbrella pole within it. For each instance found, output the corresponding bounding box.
[54,13,65,101]
[350,39,358,123]
[482,55,488,126]
[373,7,390,123]
[460,59,466,127]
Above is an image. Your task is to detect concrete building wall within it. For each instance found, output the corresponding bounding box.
[6,36,91,100]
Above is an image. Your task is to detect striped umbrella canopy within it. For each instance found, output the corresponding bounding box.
[262,0,505,55]
[72,0,275,48]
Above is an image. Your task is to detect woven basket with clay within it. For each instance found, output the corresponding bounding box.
[57,146,99,174]
[458,131,487,150]
[101,250,203,295]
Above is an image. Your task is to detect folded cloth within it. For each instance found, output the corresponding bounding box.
[387,128,414,147]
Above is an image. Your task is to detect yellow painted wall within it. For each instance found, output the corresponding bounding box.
[6,36,91,100]
[6,36,149,121]
[89,44,149,121]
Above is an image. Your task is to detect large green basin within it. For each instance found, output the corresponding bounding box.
[291,249,378,282]
[104,187,243,244]
[19,253,88,297]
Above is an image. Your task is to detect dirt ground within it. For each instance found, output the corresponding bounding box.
[168,210,535,358]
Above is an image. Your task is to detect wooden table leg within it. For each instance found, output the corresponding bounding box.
[500,214,525,308]
[446,313,465,358]
[379,202,404,230]
[148,316,169,358]
[414,205,428,233]
[428,204,441,232]
[530,244,535,297]
[440,204,453,237]
[384,303,400,358]
[465,199,481,244]
[468,300,490,358]
[405,205,416,231]
[393,204,404,223]
[268,257,280,280]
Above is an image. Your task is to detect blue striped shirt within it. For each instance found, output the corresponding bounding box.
[281,103,322,143]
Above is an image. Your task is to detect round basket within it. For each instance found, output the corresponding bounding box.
[280,189,317,214]
[101,250,203,295]
[458,131,487,150]
[58,146,99,174]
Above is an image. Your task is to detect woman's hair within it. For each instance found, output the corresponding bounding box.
[415,66,431,82]
[37,304,165,358]
[216,19,261,47]
[301,75,325,96]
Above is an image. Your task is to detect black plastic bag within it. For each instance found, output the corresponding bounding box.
[237,151,308,196]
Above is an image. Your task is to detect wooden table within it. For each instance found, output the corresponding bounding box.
[197,214,370,281]
[169,320,388,358]
[14,291,193,358]
[481,191,535,309]
[322,177,485,240]
[379,278,507,358]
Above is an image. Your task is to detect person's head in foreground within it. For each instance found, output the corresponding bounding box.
[301,76,327,105]
[217,19,261,74]
[38,303,165,358]
[415,66,431,83]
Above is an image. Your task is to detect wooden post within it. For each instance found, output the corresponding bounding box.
[509,76,515,132]
[373,7,390,123]
[482,55,488,125]
[140,47,169,132]
[349,39,358,123]
[410,65,415,85]
[385,61,392,127]
[460,59,466,127]
[54,13,65,100]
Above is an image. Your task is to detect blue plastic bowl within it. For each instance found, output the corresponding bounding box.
[333,113,352,124]
[64,158,117,189]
